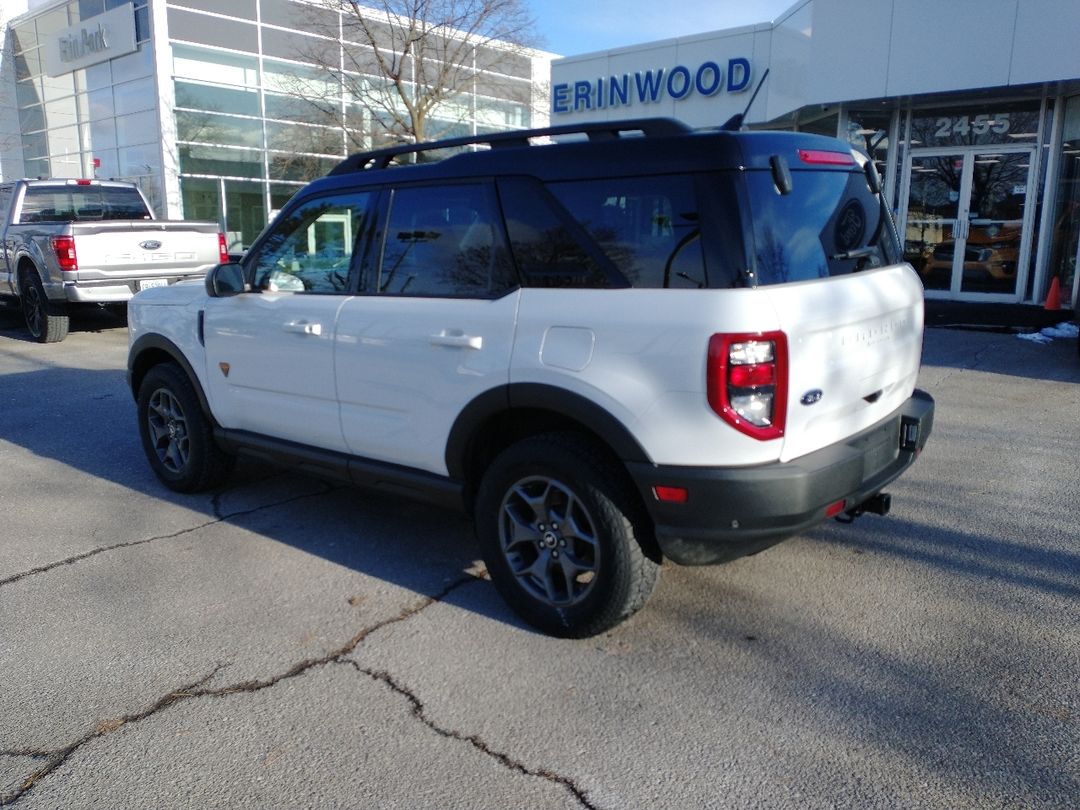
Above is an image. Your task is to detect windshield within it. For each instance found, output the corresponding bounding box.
[17,186,152,223]
[745,168,900,286]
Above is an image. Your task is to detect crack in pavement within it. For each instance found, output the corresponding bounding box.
[1,665,227,806]
[343,660,602,810]
[0,574,482,806]
[0,483,337,591]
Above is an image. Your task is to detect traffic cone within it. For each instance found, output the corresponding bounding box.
[1045,276,1062,310]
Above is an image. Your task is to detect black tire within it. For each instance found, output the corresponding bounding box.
[137,363,234,492]
[19,268,69,343]
[475,432,661,638]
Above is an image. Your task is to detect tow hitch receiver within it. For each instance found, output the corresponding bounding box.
[838,492,892,522]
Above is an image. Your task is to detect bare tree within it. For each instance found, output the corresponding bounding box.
[289,0,540,148]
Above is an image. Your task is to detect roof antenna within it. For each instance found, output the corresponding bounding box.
[721,68,770,131]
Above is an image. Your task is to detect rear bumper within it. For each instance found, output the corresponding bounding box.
[626,390,935,565]
[64,272,207,303]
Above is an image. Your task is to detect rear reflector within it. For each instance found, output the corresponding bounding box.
[825,499,847,518]
[797,148,855,166]
[653,486,689,503]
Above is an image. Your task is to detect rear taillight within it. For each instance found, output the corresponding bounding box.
[707,331,788,441]
[51,236,78,272]
[217,232,229,263]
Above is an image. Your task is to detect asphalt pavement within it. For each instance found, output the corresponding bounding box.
[1,304,1078,809]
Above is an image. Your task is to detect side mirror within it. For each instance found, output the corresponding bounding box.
[205,262,249,297]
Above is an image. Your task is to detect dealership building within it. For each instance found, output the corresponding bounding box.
[553,0,1080,309]
[3,0,1080,309]
[0,0,549,251]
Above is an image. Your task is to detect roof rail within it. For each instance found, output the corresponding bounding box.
[328,117,693,176]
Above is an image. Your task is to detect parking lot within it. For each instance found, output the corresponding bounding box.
[1,304,1078,809]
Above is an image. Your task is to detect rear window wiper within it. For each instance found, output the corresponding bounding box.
[829,246,877,261]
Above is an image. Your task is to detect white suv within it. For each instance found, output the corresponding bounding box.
[128,119,934,637]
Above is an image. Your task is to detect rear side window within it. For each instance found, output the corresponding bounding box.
[378,183,514,297]
[548,175,707,289]
[745,168,900,285]
[17,186,152,223]
[497,177,612,289]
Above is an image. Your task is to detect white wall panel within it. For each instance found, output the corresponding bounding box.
[807,0,892,104]
[1010,0,1080,84]
[765,2,813,122]
[886,0,1014,97]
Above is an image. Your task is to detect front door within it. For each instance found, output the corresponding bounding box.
[202,190,376,452]
[902,147,1035,301]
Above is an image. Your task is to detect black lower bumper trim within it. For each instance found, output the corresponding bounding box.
[627,390,934,565]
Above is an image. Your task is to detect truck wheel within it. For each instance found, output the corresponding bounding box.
[137,363,234,492]
[20,269,69,343]
[475,432,661,638]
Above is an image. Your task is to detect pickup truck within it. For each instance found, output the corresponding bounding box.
[0,178,226,342]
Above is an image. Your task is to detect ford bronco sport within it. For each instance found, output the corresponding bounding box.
[127,118,934,637]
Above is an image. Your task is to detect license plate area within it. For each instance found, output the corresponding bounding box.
[138,278,168,290]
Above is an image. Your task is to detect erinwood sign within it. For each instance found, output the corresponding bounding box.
[552,58,753,115]
[44,4,138,77]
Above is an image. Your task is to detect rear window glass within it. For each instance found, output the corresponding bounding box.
[548,175,707,289]
[17,186,152,223]
[745,168,900,285]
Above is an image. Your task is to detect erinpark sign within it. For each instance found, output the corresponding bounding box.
[45,5,138,77]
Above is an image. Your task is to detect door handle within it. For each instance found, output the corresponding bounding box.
[283,320,323,336]
[430,330,482,350]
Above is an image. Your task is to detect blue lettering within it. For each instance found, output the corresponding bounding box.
[608,74,629,107]
[573,80,593,111]
[634,69,665,103]
[552,83,570,114]
[666,65,692,100]
[727,58,751,92]
[695,61,723,96]
[558,59,752,112]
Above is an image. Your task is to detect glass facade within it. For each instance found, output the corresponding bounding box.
[2,0,542,252]
[7,0,158,208]
[165,1,538,250]
[1048,96,1080,306]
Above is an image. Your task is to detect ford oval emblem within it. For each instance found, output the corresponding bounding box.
[800,389,824,406]
[139,240,162,250]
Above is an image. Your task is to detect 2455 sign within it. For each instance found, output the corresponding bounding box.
[932,114,1012,139]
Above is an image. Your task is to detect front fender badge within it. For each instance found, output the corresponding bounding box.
[219,362,231,378]
[800,389,823,406]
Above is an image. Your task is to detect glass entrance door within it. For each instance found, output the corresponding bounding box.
[903,148,1035,299]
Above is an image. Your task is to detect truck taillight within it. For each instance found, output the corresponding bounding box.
[51,236,78,272]
[218,232,229,264]
[707,331,788,441]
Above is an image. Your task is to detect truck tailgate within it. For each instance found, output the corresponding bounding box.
[763,263,925,463]
[69,221,221,280]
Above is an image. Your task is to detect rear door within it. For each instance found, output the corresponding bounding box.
[743,154,925,462]
[334,181,519,475]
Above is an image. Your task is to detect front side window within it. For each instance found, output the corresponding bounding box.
[250,192,376,294]
[378,183,512,297]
